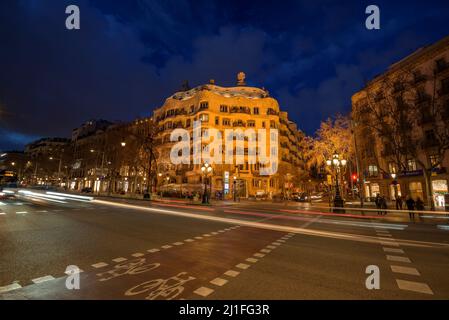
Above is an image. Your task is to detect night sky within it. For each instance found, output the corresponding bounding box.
[1,0,449,151]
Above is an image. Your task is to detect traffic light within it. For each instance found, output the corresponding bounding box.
[351,173,358,182]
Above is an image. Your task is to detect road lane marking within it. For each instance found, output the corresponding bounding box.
[92,262,109,268]
[112,257,127,263]
[194,286,214,297]
[65,268,83,275]
[184,239,194,242]
[195,236,203,240]
[277,239,286,243]
[32,275,55,284]
[203,234,211,237]
[161,245,172,249]
[0,212,5,215]
[224,270,240,277]
[16,211,28,214]
[131,253,144,257]
[236,263,250,270]
[383,247,405,254]
[380,241,399,247]
[254,253,265,258]
[272,242,281,246]
[260,249,271,253]
[211,232,219,235]
[147,249,160,253]
[173,242,183,246]
[387,255,411,263]
[210,278,228,286]
[246,258,258,263]
[36,210,48,213]
[391,265,420,276]
[396,279,433,295]
[0,283,22,293]
[267,245,276,249]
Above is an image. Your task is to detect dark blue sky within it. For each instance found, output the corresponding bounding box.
[1,0,449,150]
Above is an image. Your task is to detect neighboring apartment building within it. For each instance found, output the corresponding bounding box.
[70,118,152,193]
[352,35,449,208]
[24,137,71,184]
[153,73,304,199]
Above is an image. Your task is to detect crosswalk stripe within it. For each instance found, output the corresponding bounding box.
[391,265,420,276]
[396,279,433,295]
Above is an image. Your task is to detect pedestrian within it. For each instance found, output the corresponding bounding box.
[396,195,403,210]
[380,196,388,215]
[415,197,425,220]
[375,193,382,215]
[405,195,415,221]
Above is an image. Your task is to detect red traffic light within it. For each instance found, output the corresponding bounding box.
[351,173,358,181]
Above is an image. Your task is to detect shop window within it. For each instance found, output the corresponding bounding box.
[409,182,423,200]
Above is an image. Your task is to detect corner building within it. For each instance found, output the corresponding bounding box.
[153,73,304,199]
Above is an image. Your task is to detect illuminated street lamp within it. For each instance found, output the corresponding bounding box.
[201,163,213,204]
[326,151,347,213]
[121,141,126,147]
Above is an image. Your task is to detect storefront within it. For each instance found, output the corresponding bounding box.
[432,179,448,208]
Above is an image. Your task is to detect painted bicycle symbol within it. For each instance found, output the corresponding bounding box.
[125,272,196,300]
[97,258,160,282]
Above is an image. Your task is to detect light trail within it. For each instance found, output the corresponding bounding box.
[93,199,449,249]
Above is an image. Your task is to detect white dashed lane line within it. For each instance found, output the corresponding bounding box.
[112,257,127,263]
[92,262,109,268]
[31,275,55,284]
[192,231,297,299]
[131,253,145,257]
[0,283,22,293]
[373,224,434,296]
[391,265,420,276]
[396,279,434,295]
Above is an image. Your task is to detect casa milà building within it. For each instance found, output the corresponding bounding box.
[153,72,304,199]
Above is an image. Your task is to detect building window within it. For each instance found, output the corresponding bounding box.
[388,162,397,174]
[269,178,274,188]
[368,165,378,177]
[215,117,219,125]
[220,105,228,112]
[253,107,259,115]
[186,119,191,127]
[199,101,209,110]
[189,105,194,113]
[222,118,230,126]
[262,121,266,128]
[199,113,209,122]
[247,120,255,127]
[430,155,440,167]
[407,159,417,171]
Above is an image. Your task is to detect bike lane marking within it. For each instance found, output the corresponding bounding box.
[0,225,286,299]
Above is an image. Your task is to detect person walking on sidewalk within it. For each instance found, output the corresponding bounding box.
[415,197,425,221]
[396,195,403,210]
[375,194,382,215]
[406,195,415,221]
[380,196,388,215]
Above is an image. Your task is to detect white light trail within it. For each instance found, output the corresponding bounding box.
[93,199,449,249]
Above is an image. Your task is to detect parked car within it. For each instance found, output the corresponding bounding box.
[81,187,93,193]
[293,192,308,202]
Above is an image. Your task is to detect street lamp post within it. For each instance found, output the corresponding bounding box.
[233,176,237,202]
[391,172,399,208]
[201,163,213,204]
[326,151,347,213]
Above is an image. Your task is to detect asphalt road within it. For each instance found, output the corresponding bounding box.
[1,192,448,300]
